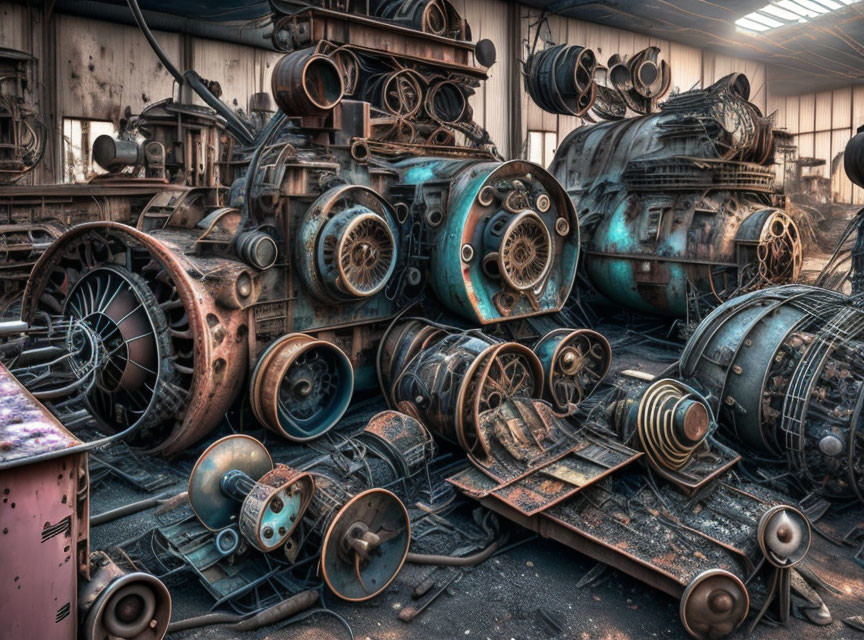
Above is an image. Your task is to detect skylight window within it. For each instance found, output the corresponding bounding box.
[735,0,862,34]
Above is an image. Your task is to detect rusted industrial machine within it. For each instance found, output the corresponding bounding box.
[0,362,171,640]
[551,73,802,317]
[0,47,45,184]
[1,0,580,457]
[681,284,864,503]
[376,317,814,639]
[0,97,234,318]
[182,410,428,603]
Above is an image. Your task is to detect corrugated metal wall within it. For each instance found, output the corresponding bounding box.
[767,85,864,205]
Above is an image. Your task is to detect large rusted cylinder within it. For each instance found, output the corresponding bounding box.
[379,319,543,456]
[271,48,345,116]
[20,222,253,456]
[551,74,800,316]
[681,284,864,502]
[525,44,597,117]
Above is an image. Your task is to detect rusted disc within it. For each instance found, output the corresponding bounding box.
[757,505,811,568]
[188,434,273,531]
[497,211,553,291]
[239,465,315,553]
[83,571,172,640]
[321,488,410,602]
[679,569,749,640]
[250,333,354,442]
[457,341,544,456]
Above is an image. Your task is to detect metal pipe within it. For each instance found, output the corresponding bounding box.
[405,536,506,567]
[124,0,184,84]
[90,491,182,526]
[124,0,256,146]
[166,590,318,633]
[184,70,256,145]
[55,0,273,50]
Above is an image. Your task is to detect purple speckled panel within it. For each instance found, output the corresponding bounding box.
[0,453,85,639]
[0,363,80,466]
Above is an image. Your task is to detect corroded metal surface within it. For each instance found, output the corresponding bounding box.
[681,284,864,502]
[551,75,801,317]
[0,361,81,466]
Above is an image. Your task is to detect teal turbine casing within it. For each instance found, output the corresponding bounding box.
[395,158,580,324]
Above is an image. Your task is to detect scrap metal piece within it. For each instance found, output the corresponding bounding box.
[188,435,314,553]
[602,374,740,492]
[79,552,172,640]
[679,569,748,640]
[0,363,91,638]
[532,328,611,411]
[0,47,45,183]
[381,320,543,454]
[757,505,811,568]
[317,485,411,601]
[525,44,598,117]
[249,333,354,441]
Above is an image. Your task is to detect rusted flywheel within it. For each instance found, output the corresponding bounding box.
[250,333,354,442]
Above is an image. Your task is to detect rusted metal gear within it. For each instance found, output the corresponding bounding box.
[494,211,553,291]
[296,185,400,303]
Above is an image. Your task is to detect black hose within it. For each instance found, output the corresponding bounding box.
[124,0,184,84]
[125,0,256,146]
